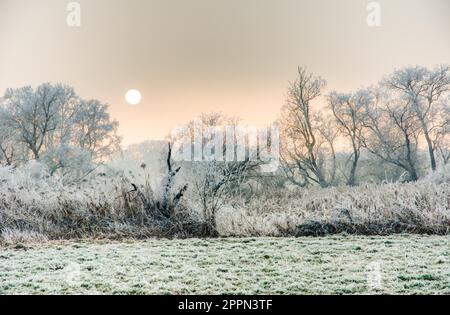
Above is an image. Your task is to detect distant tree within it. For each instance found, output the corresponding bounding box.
[0,98,27,166]
[72,99,121,162]
[280,67,336,188]
[436,95,450,165]
[171,113,261,235]
[327,90,370,186]
[0,83,120,174]
[1,84,75,159]
[0,121,18,166]
[383,65,450,171]
[361,88,421,181]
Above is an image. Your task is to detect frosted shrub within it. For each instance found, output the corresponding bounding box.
[422,164,450,184]
[217,176,450,236]
[0,163,449,244]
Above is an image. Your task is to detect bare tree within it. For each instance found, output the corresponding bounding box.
[361,88,421,181]
[1,84,74,159]
[436,137,450,165]
[327,90,370,186]
[280,67,336,188]
[435,95,450,165]
[172,113,261,235]
[193,159,258,236]
[0,83,121,174]
[0,123,18,166]
[384,65,450,171]
[72,99,121,162]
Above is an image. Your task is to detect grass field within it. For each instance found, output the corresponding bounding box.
[0,235,448,295]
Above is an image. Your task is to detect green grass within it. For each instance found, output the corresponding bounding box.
[0,235,449,295]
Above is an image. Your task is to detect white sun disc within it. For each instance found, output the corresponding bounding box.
[125,89,142,105]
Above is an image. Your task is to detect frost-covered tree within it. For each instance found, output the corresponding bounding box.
[0,83,120,175]
[361,88,422,181]
[327,90,370,186]
[1,84,75,160]
[383,65,450,171]
[280,67,337,188]
[0,119,17,166]
[172,113,261,235]
[436,95,450,165]
[72,99,121,162]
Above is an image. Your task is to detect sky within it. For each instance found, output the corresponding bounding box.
[1,0,449,145]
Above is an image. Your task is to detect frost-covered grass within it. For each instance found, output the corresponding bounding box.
[0,235,448,295]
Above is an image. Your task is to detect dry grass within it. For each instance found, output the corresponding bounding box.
[0,163,449,243]
[218,177,450,236]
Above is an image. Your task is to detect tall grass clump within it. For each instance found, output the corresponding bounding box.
[217,167,450,236]
[0,162,449,244]
[0,157,205,243]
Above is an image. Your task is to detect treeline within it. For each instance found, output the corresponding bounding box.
[0,65,448,188]
[0,83,120,178]
[280,65,449,187]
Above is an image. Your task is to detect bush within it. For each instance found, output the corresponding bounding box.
[0,163,449,244]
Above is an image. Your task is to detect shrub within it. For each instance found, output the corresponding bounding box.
[0,162,449,244]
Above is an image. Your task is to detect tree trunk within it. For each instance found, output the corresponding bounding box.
[408,167,418,182]
[347,145,360,186]
[423,130,437,171]
[348,159,358,186]
[404,132,418,181]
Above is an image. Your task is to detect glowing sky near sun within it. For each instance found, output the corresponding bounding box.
[1,0,449,145]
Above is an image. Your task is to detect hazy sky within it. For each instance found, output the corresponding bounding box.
[1,0,449,145]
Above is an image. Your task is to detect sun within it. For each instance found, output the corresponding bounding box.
[125,89,142,105]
